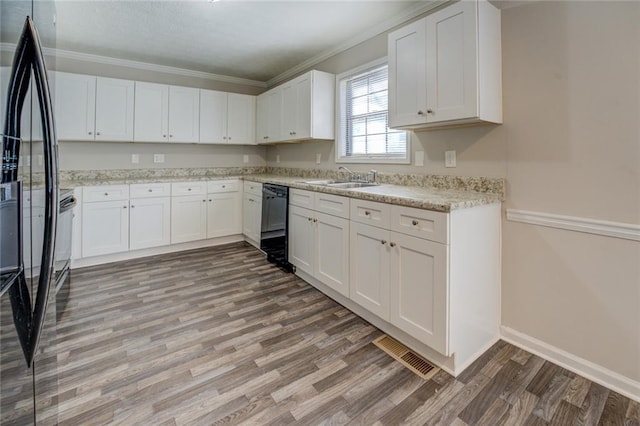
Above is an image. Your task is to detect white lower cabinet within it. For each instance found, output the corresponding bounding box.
[288,205,315,276]
[349,222,390,320]
[82,199,129,257]
[389,231,448,354]
[129,197,171,250]
[242,193,262,246]
[207,192,242,239]
[289,190,350,297]
[171,195,207,244]
[242,182,262,246]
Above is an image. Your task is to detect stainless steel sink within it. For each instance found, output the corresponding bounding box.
[324,182,379,188]
[300,179,379,189]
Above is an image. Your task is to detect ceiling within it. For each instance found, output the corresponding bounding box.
[1,1,439,85]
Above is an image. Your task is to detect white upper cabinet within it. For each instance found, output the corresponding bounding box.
[134,83,199,143]
[53,72,135,142]
[200,90,255,145]
[52,72,96,141]
[94,77,135,142]
[134,82,169,142]
[168,86,200,143]
[388,0,502,129]
[258,70,334,143]
[256,87,282,144]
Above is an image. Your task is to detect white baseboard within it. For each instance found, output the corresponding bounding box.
[71,235,245,269]
[501,326,640,403]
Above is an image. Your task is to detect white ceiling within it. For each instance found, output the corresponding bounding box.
[2,1,440,85]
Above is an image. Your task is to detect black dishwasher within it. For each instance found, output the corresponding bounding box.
[260,184,294,272]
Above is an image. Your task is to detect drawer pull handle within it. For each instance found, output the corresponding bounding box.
[364,211,371,216]
[209,199,212,202]
[380,240,387,245]
[412,220,419,226]
[202,200,206,203]
[222,185,226,188]
[148,189,153,192]
[390,242,396,247]
[104,192,108,196]
[188,188,192,191]
[131,205,135,208]
[308,217,312,222]
[123,205,127,209]
[313,218,317,223]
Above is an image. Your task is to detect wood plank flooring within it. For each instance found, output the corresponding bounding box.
[41,242,638,425]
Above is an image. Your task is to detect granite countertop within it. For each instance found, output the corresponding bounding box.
[243,175,501,212]
[58,167,503,213]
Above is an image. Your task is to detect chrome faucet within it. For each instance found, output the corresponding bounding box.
[368,169,378,184]
[338,166,359,181]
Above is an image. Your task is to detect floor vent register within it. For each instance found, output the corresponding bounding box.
[373,335,439,380]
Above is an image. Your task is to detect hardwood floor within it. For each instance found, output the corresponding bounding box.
[44,242,638,425]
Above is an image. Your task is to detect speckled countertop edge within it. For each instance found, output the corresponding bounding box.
[57,167,504,213]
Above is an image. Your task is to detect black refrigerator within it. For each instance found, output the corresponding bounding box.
[1,1,59,424]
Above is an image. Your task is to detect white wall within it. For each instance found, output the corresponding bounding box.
[501,1,640,384]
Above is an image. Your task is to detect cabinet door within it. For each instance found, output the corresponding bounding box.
[53,72,97,140]
[129,197,171,250]
[169,86,200,143]
[134,82,169,142]
[95,77,135,142]
[388,19,427,128]
[425,0,477,122]
[315,211,349,297]
[389,231,448,354]
[288,205,315,276]
[282,74,311,141]
[281,82,297,141]
[171,195,207,244]
[256,92,269,143]
[349,222,390,320]
[242,193,262,245]
[199,89,227,144]
[82,200,129,257]
[207,192,242,238]
[227,93,255,145]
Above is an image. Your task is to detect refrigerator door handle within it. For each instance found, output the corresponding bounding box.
[3,17,59,366]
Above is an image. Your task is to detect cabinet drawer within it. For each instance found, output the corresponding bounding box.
[350,199,390,228]
[243,181,262,196]
[208,180,239,193]
[289,188,314,209]
[390,205,449,244]
[129,183,171,198]
[83,185,129,202]
[314,192,349,219]
[171,181,206,196]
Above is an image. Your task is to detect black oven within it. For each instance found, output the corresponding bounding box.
[260,184,294,272]
[55,189,76,321]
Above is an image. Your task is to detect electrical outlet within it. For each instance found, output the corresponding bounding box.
[243,155,249,163]
[315,153,321,164]
[153,154,165,164]
[276,154,281,164]
[131,154,140,164]
[415,151,424,167]
[445,150,456,168]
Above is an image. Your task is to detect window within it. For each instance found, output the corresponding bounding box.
[336,60,408,164]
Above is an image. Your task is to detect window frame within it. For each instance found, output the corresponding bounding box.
[335,57,410,165]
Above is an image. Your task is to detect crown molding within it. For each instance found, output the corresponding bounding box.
[265,0,448,88]
[0,43,267,88]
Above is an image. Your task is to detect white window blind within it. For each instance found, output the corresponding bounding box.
[337,63,408,163]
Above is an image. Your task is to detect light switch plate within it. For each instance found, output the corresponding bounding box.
[276,154,281,164]
[243,155,249,163]
[315,153,321,164]
[153,154,165,164]
[415,151,424,167]
[445,150,456,168]
[131,154,139,164]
